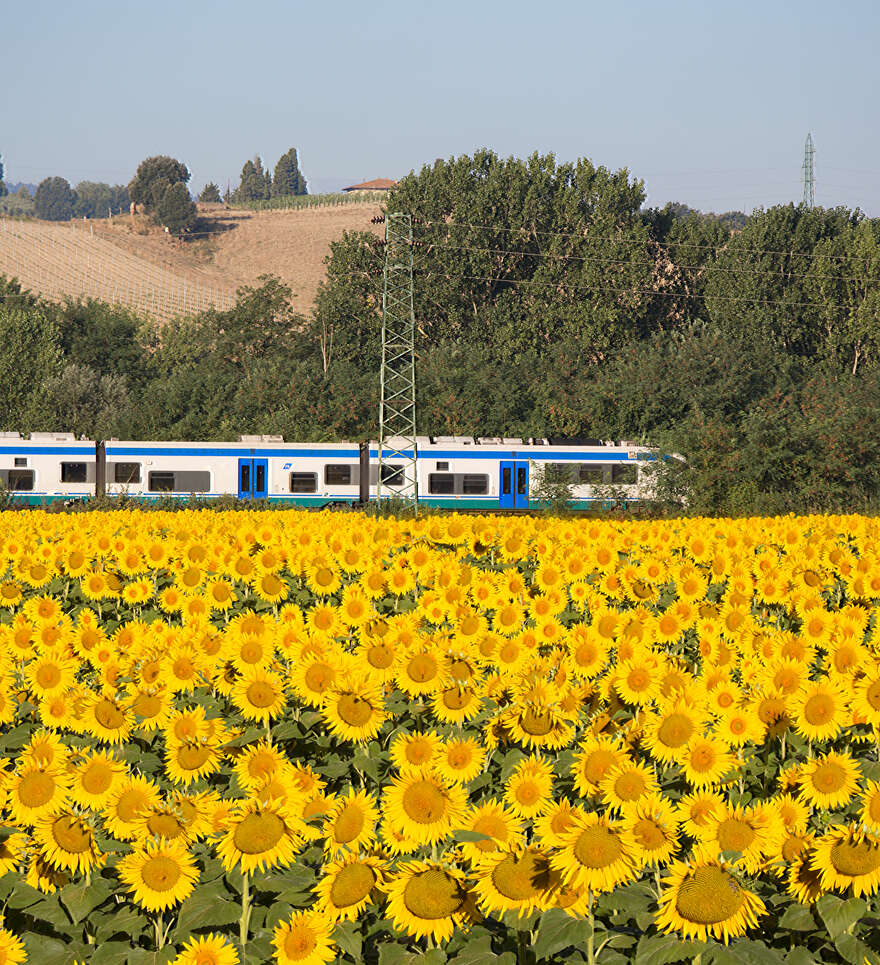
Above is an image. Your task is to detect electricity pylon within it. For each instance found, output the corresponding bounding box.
[802,133,815,209]
[377,212,418,509]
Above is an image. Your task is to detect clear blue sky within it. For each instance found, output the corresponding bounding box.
[4,0,879,214]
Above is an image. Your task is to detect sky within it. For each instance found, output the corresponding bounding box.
[3,0,879,214]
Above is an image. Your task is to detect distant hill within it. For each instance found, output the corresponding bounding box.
[0,199,383,322]
[5,182,36,196]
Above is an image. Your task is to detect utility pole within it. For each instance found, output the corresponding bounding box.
[802,133,815,209]
[377,212,418,509]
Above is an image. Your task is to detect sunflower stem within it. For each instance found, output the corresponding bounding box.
[240,871,252,951]
[587,889,595,965]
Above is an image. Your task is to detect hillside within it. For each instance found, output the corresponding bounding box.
[0,200,383,322]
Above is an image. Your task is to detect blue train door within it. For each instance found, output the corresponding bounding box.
[238,458,268,499]
[500,460,529,509]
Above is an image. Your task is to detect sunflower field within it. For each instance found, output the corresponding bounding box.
[0,510,880,965]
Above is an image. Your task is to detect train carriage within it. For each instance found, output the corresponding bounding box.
[0,433,655,510]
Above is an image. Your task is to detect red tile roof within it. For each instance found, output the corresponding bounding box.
[342,178,397,192]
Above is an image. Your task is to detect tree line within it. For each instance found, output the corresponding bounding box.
[1,148,879,516]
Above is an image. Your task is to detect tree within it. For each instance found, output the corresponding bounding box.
[272,148,307,197]
[128,156,190,212]
[234,156,271,202]
[34,177,76,221]
[0,304,62,430]
[73,182,129,219]
[155,182,197,236]
[199,181,222,203]
[0,153,6,198]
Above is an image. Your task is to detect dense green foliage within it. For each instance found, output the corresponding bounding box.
[127,155,196,234]
[72,181,130,219]
[0,153,6,197]
[199,181,222,203]
[233,156,272,203]
[3,148,880,516]
[272,147,307,197]
[33,176,76,221]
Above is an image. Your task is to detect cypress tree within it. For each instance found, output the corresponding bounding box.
[272,148,308,197]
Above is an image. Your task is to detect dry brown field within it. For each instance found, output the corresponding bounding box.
[0,200,383,322]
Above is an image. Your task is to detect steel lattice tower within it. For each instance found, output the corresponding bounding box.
[802,133,815,209]
[378,212,418,508]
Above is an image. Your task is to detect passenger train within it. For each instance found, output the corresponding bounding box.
[0,433,656,510]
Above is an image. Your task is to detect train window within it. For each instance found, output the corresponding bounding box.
[174,471,211,493]
[380,464,404,487]
[13,458,27,468]
[463,474,488,495]
[612,464,638,485]
[148,472,175,492]
[114,463,141,484]
[290,472,317,493]
[1,469,34,491]
[61,462,87,483]
[325,464,353,486]
[436,461,449,471]
[255,464,265,492]
[516,466,527,495]
[576,464,605,484]
[428,473,455,494]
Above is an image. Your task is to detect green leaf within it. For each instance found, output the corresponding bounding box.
[596,881,655,917]
[834,933,873,965]
[333,921,363,961]
[634,933,708,965]
[174,882,241,937]
[816,894,867,939]
[94,903,150,942]
[378,944,410,965]
[728,940,786,965]
[786,949,818,965]
[779,902,817,931]
[89,942,136,965]
[22,934,77,965]
[452,829,493,843]
[449,934,494,965]
[127,949,178,965]
[533,908,592,960]
[59,877,115,925]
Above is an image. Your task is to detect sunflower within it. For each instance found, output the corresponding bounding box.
[230,667,287,723]
[790,679,848,742]
[504,756,554,819]
[533,798,584,850]
[859,781,880,832]
[698,803,783,874]
[571,736,629,797]
[550,812,636,895]
[323,683,387,743]
[33,809,104,875]
[323,790,380,856]
[314,853,387,922]
[117,838,199,912]
[6,764,71,826]
[164,740,223,786]
[600,761,659,813]
[289,655,340,708]
[457,799,524,863]
[389,731,442,773]
[681,736,735,789]
[798,752,861,810]
[25,653,76,700]
[716,706,766,747]
[620,793,681,868]
[103,774,163,841]
[171,933,240,965]
[641,702,705,764]
[0,832,28,876]
[811,824,880,897]
[26,850,70,894]
[385,860,472,943]
[787,848,825,905]
[432,683,483,724]
[273,909,337,965]
[81,693,133,744]
[233,740,293,792]
[0,928,26,965]
[396,649,447,698]
[503,704,575,751]
[655,858,765,944]
[472,846,555,918]
[216,799,303,874]
[434,738,486,785]
[852,672,880,727]
[382,770,467,847]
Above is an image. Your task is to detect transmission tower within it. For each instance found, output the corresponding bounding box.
[802,133,815,209]
[377,212,418,508]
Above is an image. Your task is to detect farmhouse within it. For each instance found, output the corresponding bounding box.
[342,178,397,194]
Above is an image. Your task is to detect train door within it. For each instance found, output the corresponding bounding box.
[238,458,268,499]
[500,460,529,509]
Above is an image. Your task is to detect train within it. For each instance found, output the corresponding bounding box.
[0,433,657,510]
